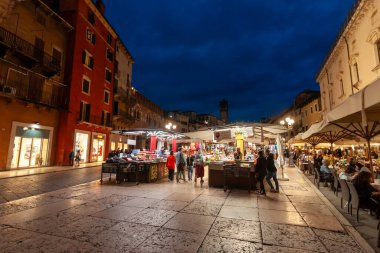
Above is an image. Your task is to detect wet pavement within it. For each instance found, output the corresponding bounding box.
[0,166,101,203]
[0,166,368,252]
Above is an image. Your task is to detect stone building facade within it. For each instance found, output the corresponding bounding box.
[317,0,380,113]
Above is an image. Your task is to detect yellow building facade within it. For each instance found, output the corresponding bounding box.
[317,0,380,113]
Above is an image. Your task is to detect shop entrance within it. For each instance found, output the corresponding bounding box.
[74,132,89,163]
[91,134,105,162]
[11,127,50,168]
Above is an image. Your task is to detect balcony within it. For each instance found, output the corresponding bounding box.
[112,109,135,124]
[0,61,68,109]
[77,113,112,128]
[0,26,60,77]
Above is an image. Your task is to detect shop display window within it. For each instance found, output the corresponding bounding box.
[11,126,50,168]
[75,132,89,162]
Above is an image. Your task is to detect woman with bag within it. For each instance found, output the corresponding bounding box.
[194,149,204,186]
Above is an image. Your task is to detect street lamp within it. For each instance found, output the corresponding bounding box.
[280,117,295,166]
[165,122,177,130]
[280,117,294,127]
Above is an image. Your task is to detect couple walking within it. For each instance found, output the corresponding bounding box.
[255,149,279,195]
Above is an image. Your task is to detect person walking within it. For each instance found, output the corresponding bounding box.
[74,150,81,167]
[194,149,205,186]
[187,151,195,181]
[69,150,75,166]
[255,150,267,195]
[166,150,176,181]
[176,147,186,182]
[266,151,279,193]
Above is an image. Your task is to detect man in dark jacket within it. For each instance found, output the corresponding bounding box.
[255,150,267,195]
[266,150,279,192]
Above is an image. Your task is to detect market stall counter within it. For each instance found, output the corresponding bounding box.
[101,160,168,184]
[208,161,256,191]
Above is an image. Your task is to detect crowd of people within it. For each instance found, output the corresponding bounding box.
[298,148,380,218]
[166,147,205,186]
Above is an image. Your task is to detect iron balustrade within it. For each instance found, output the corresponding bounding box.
[77,112,112,127]
[0,26,60,75]
[0,67,68,109]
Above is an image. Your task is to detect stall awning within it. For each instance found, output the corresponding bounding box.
[111,128,187,140]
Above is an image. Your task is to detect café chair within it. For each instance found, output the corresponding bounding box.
[339,179,351,214]
[346,181,377,221]
[314,167,322,189]
[332,172,341,196]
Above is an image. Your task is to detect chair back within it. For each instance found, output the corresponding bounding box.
[347,181,359,209]
[339,179,351,202]
[314,167,320,180]
[333,172,339,190]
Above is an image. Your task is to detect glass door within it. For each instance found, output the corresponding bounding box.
[19,138,32,167]
[30,138,42,167]
[92,139,99,162]
[97,139,104,161]
[11,137,22,168]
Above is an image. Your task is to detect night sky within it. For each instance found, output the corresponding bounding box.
[106,0,355,122]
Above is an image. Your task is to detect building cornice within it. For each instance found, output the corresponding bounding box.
[84,0,117,38]
[316,0,374,81]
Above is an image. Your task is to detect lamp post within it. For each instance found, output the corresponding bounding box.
[165,122,177,131]
[280,117,295,140]
[165,122,177,152]
[280,117,295,167]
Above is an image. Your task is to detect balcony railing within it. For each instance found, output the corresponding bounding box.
[0,26,60,77]
[0,62,68,109]
[77,113,112,127]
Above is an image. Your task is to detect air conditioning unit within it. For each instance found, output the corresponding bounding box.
[1,85,16,95]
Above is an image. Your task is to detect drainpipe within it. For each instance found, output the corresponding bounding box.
[343,36,354,95]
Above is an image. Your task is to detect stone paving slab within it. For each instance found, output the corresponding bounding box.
[198,235,262,253]
[0,165,369,253]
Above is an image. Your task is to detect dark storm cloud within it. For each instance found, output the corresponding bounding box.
[106,0,355,121]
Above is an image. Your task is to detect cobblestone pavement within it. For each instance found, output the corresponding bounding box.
[0,166,101,203]
[0,166,368,252]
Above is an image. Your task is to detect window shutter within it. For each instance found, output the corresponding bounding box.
[106,112,111,126]
[89,57,94,69]
[82,50,86,64]
[79,101,83,120]
[85,104,91,121]
[101,111,105,126]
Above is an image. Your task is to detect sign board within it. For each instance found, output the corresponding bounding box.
[214,130,231,142]
[230,127,254,138]
[127,139,136,145]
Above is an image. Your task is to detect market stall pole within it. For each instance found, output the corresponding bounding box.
[150,135,157,151]
[235,133,244,160]
[276,134,289,181]
[172,139,177,152]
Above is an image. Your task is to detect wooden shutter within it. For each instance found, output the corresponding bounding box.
[85,103,91,122]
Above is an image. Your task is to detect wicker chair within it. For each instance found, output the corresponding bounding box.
[339,179,351,213]
[347,181,361,221]
[332,172,341,195]
[314,167,322,188]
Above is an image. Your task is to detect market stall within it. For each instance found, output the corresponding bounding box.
[102,129,187,184]
[185,123,288,189]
